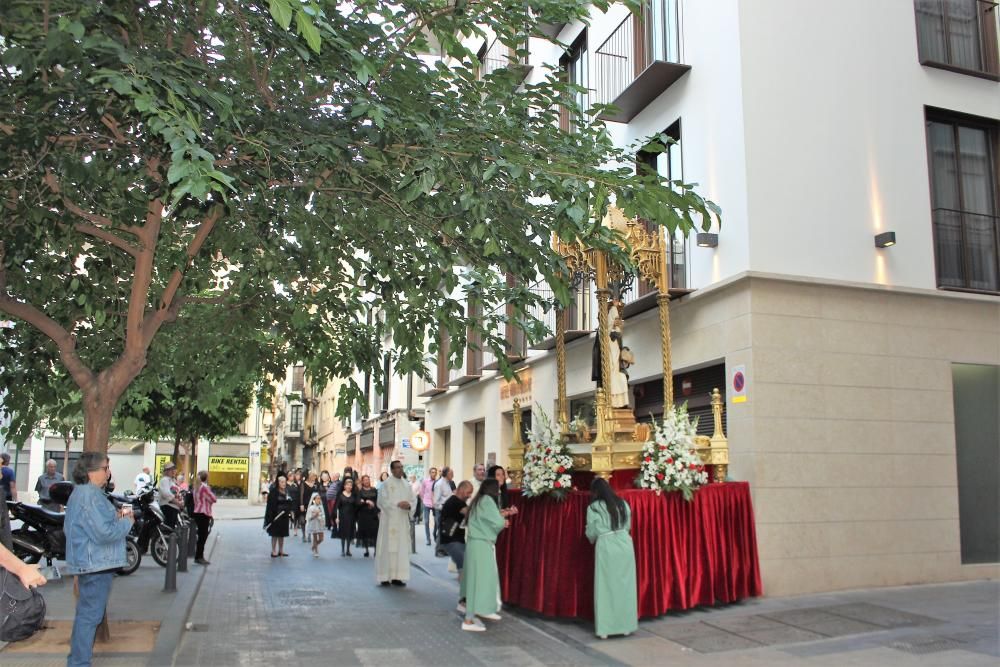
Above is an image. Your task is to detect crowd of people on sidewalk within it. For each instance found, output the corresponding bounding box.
[259,459,638,636]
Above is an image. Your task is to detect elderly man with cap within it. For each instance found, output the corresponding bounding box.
[157,462,184,527]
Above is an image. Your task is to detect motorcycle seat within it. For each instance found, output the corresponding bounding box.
[19,503,66,525]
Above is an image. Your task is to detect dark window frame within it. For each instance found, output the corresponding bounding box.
[925,107,1000,294]
[560,30,589,133]
[914,0,1000,80]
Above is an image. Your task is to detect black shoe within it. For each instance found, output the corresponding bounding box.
[380,581,391,586]
[364,551,370,558]
[346,551,353,557]
[391,579,406,587]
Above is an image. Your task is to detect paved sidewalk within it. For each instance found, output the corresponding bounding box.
[171,519,998,666]
[213,498,266,521]
[0,535,213,667]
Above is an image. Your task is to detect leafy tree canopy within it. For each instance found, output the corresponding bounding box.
[0,0,719,451]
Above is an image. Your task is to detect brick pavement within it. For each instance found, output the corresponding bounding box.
[173,520,999,667]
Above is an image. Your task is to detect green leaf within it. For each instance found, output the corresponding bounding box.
[268,0,293,29]
[296,11,322,54]
[483,164,499,182]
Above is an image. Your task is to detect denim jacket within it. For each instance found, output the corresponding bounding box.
[64,482,131,575]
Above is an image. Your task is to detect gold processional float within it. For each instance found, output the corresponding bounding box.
[507,207,730,487]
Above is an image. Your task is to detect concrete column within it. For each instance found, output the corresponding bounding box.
[196,437,210,474]
[143,440,156,473]
[27,433,46,503]
[248,441,262,505]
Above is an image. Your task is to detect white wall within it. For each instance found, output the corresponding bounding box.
[737,0,999,289]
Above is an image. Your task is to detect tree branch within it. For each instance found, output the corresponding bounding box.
[44,171,142,240]
[0,250,96,392]
[143,205,223,346]
[73,223,140,256]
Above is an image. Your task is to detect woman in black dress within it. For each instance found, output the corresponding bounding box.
[486,465,510,510]
[298,471,318,542]
[333,477,359,557]
[356,475,379,558]
[264,476,296,557]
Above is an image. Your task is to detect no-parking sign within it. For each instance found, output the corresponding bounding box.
[731,365,748,404]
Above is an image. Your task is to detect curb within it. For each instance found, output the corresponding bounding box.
[147,532,218,667]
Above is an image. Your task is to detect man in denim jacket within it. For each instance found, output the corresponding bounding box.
[64,452,133,667]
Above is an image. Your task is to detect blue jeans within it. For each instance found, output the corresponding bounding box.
[423,506,434,544]
[68,571,114,667]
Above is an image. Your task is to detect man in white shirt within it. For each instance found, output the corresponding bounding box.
[134,467,152,493]
[157,463,183,527]
[469,463,486,496]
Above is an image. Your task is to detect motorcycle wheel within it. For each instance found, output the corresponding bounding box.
[118,539,141,575]
[151,533,170,568]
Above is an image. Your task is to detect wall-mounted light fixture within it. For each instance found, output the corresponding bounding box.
[874,231,896,248]
[696,232,718,248]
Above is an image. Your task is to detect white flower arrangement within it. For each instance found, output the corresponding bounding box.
[522,407,574,501]
[638,403,709,501]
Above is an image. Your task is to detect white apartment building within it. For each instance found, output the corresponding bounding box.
[423,0,1000,596]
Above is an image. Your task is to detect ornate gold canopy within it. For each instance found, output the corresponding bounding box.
[508,207,729,485]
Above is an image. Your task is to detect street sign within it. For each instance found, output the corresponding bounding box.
[401,438,411,449]
[731,365,747,404]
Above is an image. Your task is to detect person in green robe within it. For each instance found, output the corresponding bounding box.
[585,477,638,638]
[461,478,508,632]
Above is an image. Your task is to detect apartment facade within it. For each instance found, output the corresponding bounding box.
[423,0,1000,596]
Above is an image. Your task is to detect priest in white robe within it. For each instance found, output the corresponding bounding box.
[375,460,416,586]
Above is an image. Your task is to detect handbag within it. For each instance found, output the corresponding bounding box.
[0,566,46,642]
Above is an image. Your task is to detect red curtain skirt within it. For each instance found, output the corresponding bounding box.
[496,482,763,619]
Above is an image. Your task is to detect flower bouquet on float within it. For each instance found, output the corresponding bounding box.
[521,407,573,502]
[637,403,709,501]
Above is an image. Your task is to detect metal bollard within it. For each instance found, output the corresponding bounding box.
[409,517,416,555]
[188,520,198,558]
[164,533,178,592]
[177,526,189,573]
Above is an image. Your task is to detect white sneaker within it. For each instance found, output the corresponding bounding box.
[477,613,501,621]
[456,602,466,614]
[461,619,485,632]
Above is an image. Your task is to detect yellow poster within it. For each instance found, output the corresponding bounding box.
[209,456,249,473]
[154,455,173,481]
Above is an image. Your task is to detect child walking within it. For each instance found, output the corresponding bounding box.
[306,492,326,557]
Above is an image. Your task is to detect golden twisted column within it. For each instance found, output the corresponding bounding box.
[555,308,569,435]
[657,292,674,409]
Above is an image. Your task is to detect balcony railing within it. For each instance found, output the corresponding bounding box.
[478,37,532,81]
[933,207,999,293]
[594,1,689,123]
[528,282,594,350]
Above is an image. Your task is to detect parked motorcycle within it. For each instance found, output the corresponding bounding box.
[131,485,191,568]
[6,482,141,576]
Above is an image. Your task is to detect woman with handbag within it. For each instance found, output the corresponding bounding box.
[355,475,379,558]
[264,476,295,557]
[64,452,134,666]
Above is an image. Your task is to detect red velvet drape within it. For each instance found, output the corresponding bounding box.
[496,482,762,619]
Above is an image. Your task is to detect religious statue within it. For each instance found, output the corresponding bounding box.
[591,303,634,408]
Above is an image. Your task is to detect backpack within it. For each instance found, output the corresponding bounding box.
[0,566,46,642]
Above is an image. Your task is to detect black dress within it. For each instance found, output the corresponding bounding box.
[356,488,379,547]
[264,486,295,538]
[334,491,359,549]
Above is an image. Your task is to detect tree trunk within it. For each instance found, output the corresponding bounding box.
[188,435,197,481]
[63,434,71,478]
[172,433,181,464]
[82,392,118,453]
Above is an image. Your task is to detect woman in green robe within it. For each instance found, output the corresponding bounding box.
[585,477,638,638]
[461,478,508,632]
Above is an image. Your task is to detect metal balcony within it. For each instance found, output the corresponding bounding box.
[594,2,690,123]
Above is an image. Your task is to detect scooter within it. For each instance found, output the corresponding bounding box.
[6,481,141,576]
[132,486,189,568]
